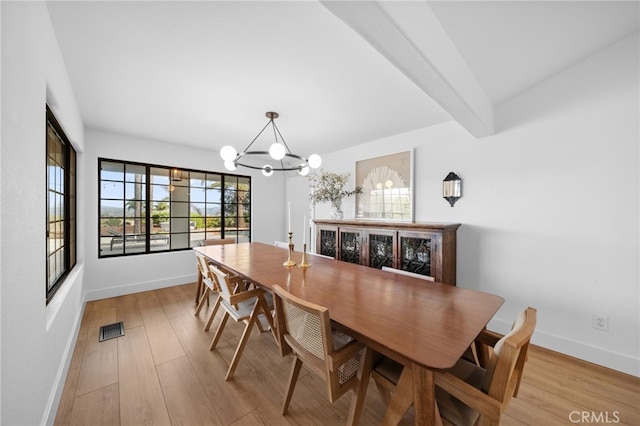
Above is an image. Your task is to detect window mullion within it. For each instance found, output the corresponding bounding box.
[221,174,225,239]
[63,145,70,271]
[146,166,151,252]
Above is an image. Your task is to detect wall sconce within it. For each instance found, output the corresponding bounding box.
[443,172,462,207]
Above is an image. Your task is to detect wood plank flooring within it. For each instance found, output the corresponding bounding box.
[54,282,640,425]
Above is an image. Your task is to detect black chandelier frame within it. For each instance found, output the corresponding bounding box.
[230,112,310,173]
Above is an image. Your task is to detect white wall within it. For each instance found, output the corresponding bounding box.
[83,129,285,300]
[1,2,86,424]
[288,33,639,376]
[0,2,4,422]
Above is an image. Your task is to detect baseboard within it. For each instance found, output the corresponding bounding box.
[42,298,87,426]
[488,318,639,378]
[84,273,197,301]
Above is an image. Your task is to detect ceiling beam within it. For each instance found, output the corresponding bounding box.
[320,0,494,138]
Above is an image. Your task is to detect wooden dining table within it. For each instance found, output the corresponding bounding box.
[194,242,504,425]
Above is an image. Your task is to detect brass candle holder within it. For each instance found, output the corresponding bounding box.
[283,232,297,267]
[298,243,310,268]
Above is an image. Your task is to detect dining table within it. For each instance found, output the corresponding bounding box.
[194,242,504,426]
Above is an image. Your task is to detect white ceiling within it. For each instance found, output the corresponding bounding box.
[429,1,640,105]
[46,1,639,156]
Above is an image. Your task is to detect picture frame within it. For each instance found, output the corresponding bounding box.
[355,150,413,221]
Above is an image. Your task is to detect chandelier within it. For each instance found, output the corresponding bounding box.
[219,112,322,177]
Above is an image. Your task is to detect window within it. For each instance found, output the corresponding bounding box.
[46,107,77,304]
[99,159,251,257]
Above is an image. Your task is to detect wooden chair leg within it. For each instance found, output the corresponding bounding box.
[194,287,210,316]
[255,296,275,332]
[435,398,443,426]
[209,311,230,351]
[469,341,480,366]
[194,271,203,304]
[477,415,499,426]
[224,304,260,381]
[477,341,490,368]
[251,297,278,345]
[256,315,268,333]
[282,357,303,415]
[203,295,221,331]
[269,311,278,344]
[512,345,528,398]
[259,298,279,344]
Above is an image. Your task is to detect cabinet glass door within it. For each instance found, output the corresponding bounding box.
[368,234,394,269]
[319,229,337,258]
[340,230,361,264]
[400,236,432,276]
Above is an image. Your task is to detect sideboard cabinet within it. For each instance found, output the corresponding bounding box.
[314,219,460,285]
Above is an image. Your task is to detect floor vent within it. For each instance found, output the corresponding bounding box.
[99,322,125,342]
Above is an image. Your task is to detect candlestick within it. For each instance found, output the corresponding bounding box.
[288,202,291,232]
[283,231,296,267]
[299,243,310,268]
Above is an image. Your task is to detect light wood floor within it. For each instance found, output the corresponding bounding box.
[54,282,640,425]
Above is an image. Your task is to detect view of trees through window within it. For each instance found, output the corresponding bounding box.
[99,159,250,257]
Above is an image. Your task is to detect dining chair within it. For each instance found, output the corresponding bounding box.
[194,250,216,305]
[381,266,435,281]
[274,240,289,249]
[207,264,276,381]
[272,284,366,422]
[194,252,221,327]
[313,252,334,259]
[194,238,236,303]
[371,307,537,425]
[204,237,236,246]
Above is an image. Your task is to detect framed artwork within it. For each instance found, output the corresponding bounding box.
[355,150,413,221]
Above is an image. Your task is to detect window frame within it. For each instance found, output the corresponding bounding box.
[46,106,77,304]
[98,158,251,258]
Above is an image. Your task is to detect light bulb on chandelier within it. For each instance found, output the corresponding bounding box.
[262,165,274,177]
[220,145,237,162]
[308,153,322,169]
[268,142,286,160]
[298,165,310,176]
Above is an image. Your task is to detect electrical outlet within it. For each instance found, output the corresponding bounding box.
[592,314,609,331]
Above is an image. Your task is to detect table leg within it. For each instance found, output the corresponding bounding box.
[347,347,373,426]
[412,364,442,426]
[381,365,414,425]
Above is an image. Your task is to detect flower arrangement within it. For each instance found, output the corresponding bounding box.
[308,170,362,216]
